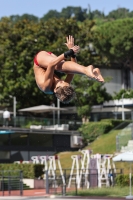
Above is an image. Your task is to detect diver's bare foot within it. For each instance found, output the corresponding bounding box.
[93,68,104,82]
[86,65,98,80]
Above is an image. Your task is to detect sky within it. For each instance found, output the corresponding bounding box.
[0,0,133,18]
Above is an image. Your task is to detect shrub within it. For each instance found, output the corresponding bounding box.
[115,174,132,186]
[0,164,44,179]
[78,119,124,143]
[79,121,113,142]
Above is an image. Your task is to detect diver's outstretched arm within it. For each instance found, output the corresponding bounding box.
[64,35,77,84]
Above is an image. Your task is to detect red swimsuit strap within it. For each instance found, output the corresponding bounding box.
[34,51,52,66]
[34,56,39,66]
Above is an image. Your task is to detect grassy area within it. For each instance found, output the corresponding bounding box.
[58,129,120,169]
[56,128,133,198]
[58,129,132,174]
[85,129,120,154]
[68,186,131,198]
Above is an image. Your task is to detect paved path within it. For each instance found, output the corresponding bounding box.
[0,196,125,200]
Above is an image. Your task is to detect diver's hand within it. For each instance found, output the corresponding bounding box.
[71,45,80,54]
[65,35,74,49]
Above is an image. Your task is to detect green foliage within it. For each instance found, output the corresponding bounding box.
[113,89,133,100]
[92,18,133,68]
[2,6,133,24]
[107,8,130,20]
[79,119,123,142]
[79,120,113,142]
[115,174,132,186]
[0,164,44,178]
[1,14,133,114]
[41,10,60,21]
[0,17,80,108]
[69,186,129,197]
[91,10,105,19]
[41,6,87,22]
[33,164,44,178]
[0,16,112,113]
[9,14,39,23]
[60,6,87,22]
[24,120,45,128]
[100,119,123,127]
[73,75,112,119]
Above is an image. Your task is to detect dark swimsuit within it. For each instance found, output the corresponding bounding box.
[34,51,54,94]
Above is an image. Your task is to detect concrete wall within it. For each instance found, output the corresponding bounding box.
[23,179,34,188]
[100,68,122,95]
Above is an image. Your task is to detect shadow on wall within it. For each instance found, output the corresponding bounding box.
[10,151,23,162]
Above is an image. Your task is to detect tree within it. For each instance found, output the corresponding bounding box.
[40,6,87,22]
[92,18,133,71]
[60,6,87,21]
[9,14,39,23]
[128,11,133,18]
[0,18,80,108]
[0,18,53,108]
[92,10,105,19]
[0,16,112,115]
[106,8,130,19]
[72,75,112,122]
[113,89,133,100]
[41,10,60,21]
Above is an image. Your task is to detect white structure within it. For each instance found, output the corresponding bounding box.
[30,155,65,186]
[100,68,122,95]
[67,155,82,188]
[121,140,133,153]
[78,150,92,188]
[100,68,133,95]
[104,98,133,107]
[95,154,116,187]
[68,150,116,189]
[30,124,69,130]
[70,135,83,147]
